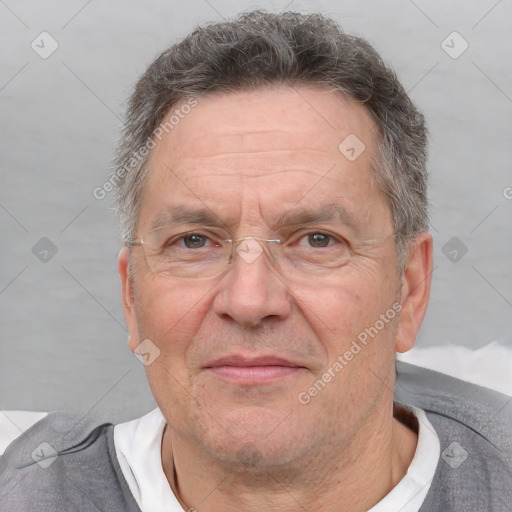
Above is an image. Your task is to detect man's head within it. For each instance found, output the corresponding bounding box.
[115,10,429,273]
[116,10,432,478]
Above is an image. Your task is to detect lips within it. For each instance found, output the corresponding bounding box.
[203,355,306,384]
[204,355,303,368]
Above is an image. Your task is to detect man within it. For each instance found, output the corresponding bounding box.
[1,10,511,512]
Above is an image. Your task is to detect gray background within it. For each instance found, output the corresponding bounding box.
[1,0,511,424]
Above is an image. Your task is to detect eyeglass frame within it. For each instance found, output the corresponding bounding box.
[125,226,396,280]
[127,234,282,274]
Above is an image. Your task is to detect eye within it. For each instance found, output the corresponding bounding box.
[162,232,220,251]
[181,233,209,249]
[307,232,331,248]
[296,231,340,249]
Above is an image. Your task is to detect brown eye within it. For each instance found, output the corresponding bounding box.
[182,234,208,249]
[308,233,331,248]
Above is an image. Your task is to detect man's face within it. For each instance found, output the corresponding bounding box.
[120,85,419,469]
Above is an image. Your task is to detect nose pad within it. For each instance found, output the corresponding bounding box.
[230,237,280,267]
[235,238,265,265]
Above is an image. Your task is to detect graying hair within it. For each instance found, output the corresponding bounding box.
[114,10,429,272]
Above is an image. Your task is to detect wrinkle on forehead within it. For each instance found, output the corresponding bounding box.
[152,85,377,160]
[174,151,340,182]
[188,147,335,159]
[145,85,377,186]
[139,86,392,238]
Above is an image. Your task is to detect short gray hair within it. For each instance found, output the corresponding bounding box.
[114,10,429,271]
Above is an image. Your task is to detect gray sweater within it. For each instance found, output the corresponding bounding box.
[1,361,511,511]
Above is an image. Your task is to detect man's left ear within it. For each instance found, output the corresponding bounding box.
[394,231,433,353]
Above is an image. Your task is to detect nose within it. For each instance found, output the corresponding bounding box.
[212,239,291,328]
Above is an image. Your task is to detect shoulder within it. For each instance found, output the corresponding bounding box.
[395,361,512,511]
[395,360,512,448]
[0,411,140,511]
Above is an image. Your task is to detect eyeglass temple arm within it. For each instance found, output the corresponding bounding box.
[125,240,143,248]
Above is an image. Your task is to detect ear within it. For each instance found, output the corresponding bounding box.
[118,247,140,353]
[394,231,433,353]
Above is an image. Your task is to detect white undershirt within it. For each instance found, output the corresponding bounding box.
[114,405,440,512]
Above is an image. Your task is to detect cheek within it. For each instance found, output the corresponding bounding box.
[134,281,212,423]
[292,263,399,365]
[294,270,379,331]
[294,276,398,429]
[134,276,211,356]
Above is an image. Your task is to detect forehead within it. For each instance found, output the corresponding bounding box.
[151,85,376,162]
[139,85,391,235]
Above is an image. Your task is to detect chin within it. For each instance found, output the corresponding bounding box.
[191,406,318,472]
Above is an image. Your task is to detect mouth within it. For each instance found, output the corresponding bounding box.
[203,355,307,384]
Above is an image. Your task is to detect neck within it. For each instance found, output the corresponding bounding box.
[161,404,418,512]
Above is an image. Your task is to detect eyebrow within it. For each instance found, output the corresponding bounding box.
[275,204,360,234]
[148,207,227,232]
[147,203,360,235]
